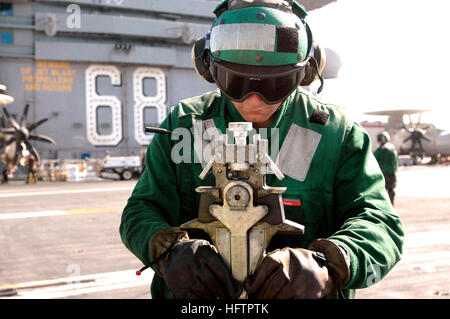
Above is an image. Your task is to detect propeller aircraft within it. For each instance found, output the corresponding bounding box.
[362,109,450,165]
[1,85,56,182]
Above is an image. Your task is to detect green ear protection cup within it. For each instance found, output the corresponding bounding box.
[300,41,326,86]
[191,36,215,83]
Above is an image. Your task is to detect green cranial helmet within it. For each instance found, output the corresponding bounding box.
[209,0,311,66]
[191,0,318,104]
[377,132,390,143]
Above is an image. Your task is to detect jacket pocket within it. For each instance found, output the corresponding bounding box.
[267,189,328,251]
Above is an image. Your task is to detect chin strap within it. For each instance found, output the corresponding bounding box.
[309,56,324,94]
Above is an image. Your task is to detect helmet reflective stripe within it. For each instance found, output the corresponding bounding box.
[210,23,276,52]
[210,6,309,66]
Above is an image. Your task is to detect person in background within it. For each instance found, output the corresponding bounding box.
[374,131,398,205]
[25,156,38,184]
[1,154,13,184]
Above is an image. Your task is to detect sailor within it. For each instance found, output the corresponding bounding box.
[374,131,398,205]
[1,154,15,185]
[26,156,38,184]
[120,0,404,299]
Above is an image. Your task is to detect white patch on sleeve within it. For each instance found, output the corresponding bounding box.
[276,124,322,182]
[210,23,276,52]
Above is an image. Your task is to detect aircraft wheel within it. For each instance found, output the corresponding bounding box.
[121,169,133,180]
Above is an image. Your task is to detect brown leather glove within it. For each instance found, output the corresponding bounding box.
[244,239,350,299]
[149,227,243,299]
[244,247,332,299]
[308,238,351,295]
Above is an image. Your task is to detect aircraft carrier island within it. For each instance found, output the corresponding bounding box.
[0,0,222,160]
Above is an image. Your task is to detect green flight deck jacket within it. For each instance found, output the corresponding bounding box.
[120,88,404,299]
[374,142,399,176]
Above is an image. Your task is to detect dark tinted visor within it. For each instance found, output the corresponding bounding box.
[210,59,305,104]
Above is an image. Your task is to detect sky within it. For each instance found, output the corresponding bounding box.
[307,0,450,130]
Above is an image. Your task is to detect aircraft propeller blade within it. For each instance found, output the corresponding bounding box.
[27,118,49,132]
[0,136,15,153]
[418,140,425,155]
[21,104,30,127]
[0,115,7,128]
[24,140,40,163]
[12,143,21,167]
[408,114,413,129]
[29,134,56,144]
[0,128,15,134]
[2,107,20,130]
